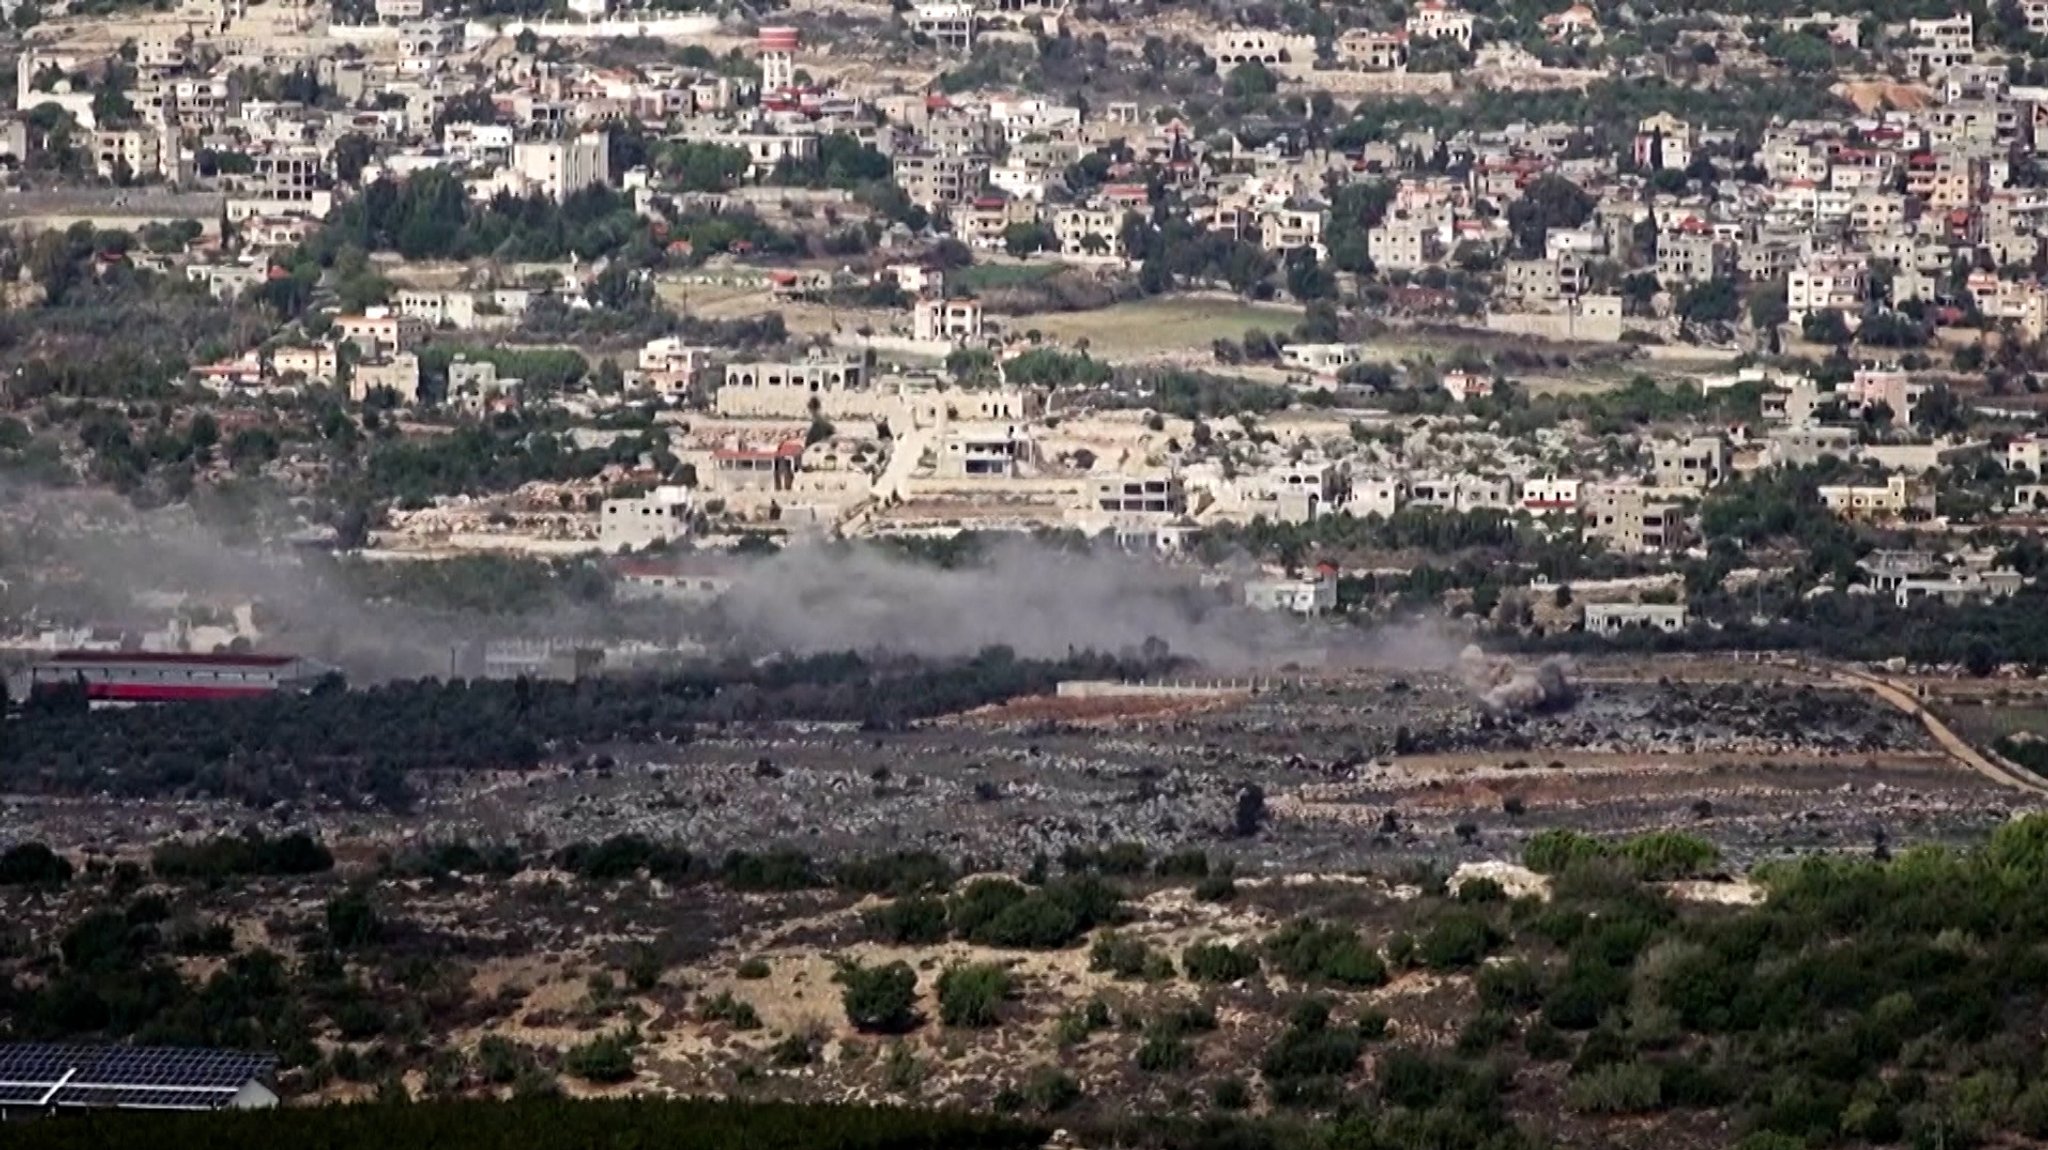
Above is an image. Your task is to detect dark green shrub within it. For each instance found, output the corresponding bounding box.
[945,878,1028,939]
[0,842,73,886]
[958,877,1124,949]
[1089,932,1170,980]
[1265,918,1387,987]
[1543,960,1629,1030]
[1524,829,1610,874]
[563,1031,636,1083]
[702,992,761,1030]
[1183,941,1261,984]
[1061,842,1148,876]
[865,896,950,945]
[721,849,823,892]
[1524,1018,1572,1060]
[1619,832,1720,881]
[1262,1022,1365,1081]
[1419,910,1502,970]
[324,889,383,949]
[1025,1068,1081,1113]
[839,961,919,1034]
[936,962,1013,1028]
[1566,1059,1662,1114]
[1136,1031,1193,1072]
[556,835,692,882]
[834,851,954,896]
[1477,959,1544,1011]
[1377,1050,1464,1110]
[1154,850,1210,879]
[1457,877,1507,903]
[150,831,333,883]
[1457,1010,1514,1054]
[476,1036,529,1085]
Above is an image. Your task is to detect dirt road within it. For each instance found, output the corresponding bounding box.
[1829,665,2048,797]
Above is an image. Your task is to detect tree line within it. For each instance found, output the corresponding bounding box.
[1,647,1169,810]
[2,1098,1045,1150]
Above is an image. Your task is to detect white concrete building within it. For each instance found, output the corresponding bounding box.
[1788,253,1869,322]
[600,486,693,552]
[1518,476,1581,516]
[512,130,611,201]
[1244,572,1338,615]
[1583,602,1689,636]
[914,297,983,345]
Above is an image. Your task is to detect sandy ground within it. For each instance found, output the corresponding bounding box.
[1028,298,1308,361]
[1832,79,1936,113]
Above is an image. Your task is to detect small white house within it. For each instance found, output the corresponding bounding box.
[1244,573,1338,615]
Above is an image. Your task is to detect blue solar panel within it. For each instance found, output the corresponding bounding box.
[0,1043,275,1111]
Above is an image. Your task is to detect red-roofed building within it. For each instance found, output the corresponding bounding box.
[29,650,332,703]
[958,195,1039,250]
[1104,183,1152,211]
[712,441,803,493]
[190,353,266,392]
[613,556,738,604]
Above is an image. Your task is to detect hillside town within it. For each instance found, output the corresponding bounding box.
[1,0,2048,658]
[21,0,2048,1144]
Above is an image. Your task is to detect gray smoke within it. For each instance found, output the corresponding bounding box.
[1457,644,1578,716]
[1,478,1500,683]
[702,538,1502,674]
[710,538,1325,668]
[0,485,636,680]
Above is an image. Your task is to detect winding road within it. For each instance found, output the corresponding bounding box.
[1826,664,2048,798]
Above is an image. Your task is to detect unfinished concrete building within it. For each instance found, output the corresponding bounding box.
[716,357,868,418]
[1093,473,1186,516]
[1584,484,1684,554]
[939,424,1034,478]
[600,487,693,552]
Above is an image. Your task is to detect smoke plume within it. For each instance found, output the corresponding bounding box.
[710,538,1334,668]
[3,480,1544,692]
[1457,644,1578,716]
[0,485,634,679]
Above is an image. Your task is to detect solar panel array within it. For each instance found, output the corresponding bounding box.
[0,1043,276,1111]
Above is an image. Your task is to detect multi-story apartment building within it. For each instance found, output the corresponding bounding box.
[914,297,983,344]
[93,129,164,181]
[511,130,610,201]
[1656,230,1733,287]
[1209,30,1316,65]
[1052,204,1122,257]
[1368,219,1439,271]
[1406,0,1474,44]
[1260,205,1325,256]
[1788,254,1869,321]
[1093,473,1186,515]
[1584,484,1684,554]
[1336,30,1408,71]
[894,152,987,209]
[1652,436,1729,492]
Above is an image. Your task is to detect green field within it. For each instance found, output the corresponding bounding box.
[1942,702,2048,743]
[953,262,1063,292]
[1028,296,1306,360]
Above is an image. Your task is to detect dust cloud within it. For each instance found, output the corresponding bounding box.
[0,485,572,679]
[711,538,1307,667]
[3,480,1545,698]
[707,538,1487,676]
[1457,644,1579,715]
